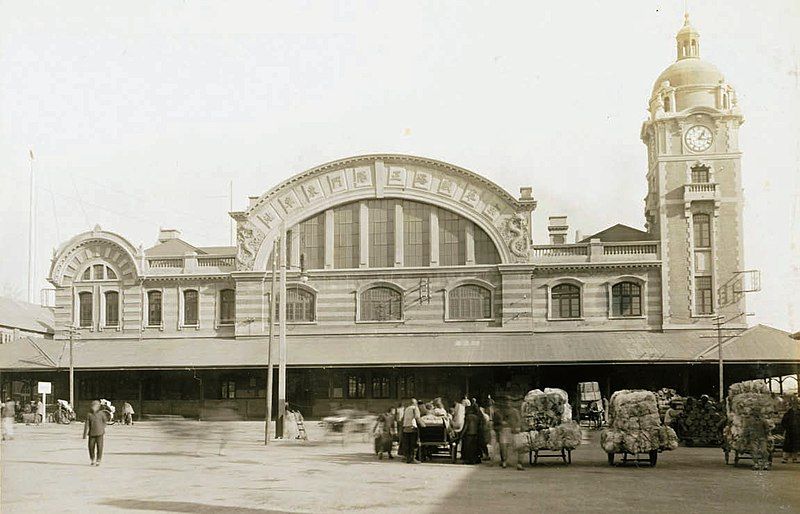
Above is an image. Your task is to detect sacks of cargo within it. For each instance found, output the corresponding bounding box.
[673,396,725,446]
[723,381,776,468]
[600,389,678,454]
[515,388,581,453]
[521,388,572,429]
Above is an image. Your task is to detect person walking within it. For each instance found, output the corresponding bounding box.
[492,398,523,470]
[401,398,424,463]
[461,404,484,464]
[1,398,15,441]
[83,400,107,466]
[373,406,395,460]
[122,402,135,426]
[781,397,800,463]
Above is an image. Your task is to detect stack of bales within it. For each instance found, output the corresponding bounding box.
[600,390,679,454]
[516,388,582,452]
[673,397,725,446]
[723,381,776,457]
[654,387,679,420]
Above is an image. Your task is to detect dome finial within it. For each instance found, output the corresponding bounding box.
[676,8,700,60]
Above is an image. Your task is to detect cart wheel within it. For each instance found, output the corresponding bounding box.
[561,449,566,464]
[451,444,457,464]
[607,452,615,466]
[567,449,572,465]
[734,452,739,466]
[649,450,658,467]
[529,451,533,466]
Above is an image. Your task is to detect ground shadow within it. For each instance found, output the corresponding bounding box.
[99,499,294,513]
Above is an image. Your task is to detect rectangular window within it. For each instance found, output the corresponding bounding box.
[398,373,415,398]
[184,290,199,325]
[220,289,235,325]
[334,204,359,269]
[148,291,162,326]
[92,264,104,280]
[402,201,430,267]
[79,292,93,328]
[691,166,709,183]
[221,380,236,399]
[695,276,714,315]
[439,208,465,266]
[368,200,395,268]
[347,374,366,399]
[104,291,119,327]
[298,214,325,270]
[371,375,391,399]
[693,214,711,248]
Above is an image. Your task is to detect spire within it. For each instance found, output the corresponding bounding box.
[676,11,700,60]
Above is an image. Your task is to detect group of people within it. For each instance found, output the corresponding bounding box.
[373,396,525,469]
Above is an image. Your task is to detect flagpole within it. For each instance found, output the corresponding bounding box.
[27,150,36,303]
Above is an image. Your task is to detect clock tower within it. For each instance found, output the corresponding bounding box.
[641,13,746,329]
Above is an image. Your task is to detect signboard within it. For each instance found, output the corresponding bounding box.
[37,382,52,394]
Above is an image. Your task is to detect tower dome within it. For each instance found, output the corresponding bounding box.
[648,13,736,118]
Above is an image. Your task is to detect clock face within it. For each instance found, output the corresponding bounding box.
[685,125,713,152]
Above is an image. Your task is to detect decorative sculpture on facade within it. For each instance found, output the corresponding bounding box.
[236,221,265,271]
[503,212,531,262]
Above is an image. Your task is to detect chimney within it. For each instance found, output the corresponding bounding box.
[158,228,181,243]
[548,216,568,245]
[575,229,583,243]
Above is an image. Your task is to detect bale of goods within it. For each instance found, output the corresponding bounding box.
[521,388,571,430]
[515,388,580,453]
[723,382,776,456]
[673,397,725,446]
[654,387,679,420]
[515,421,583,452]
[579,382,602,402]
[600,389,679,454]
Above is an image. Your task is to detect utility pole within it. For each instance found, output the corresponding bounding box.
[265,239,278,445]
[277,225,287,438]
[66,325,78,407]
[27,149,36,303]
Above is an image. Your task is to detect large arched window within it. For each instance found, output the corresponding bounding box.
[438,208,466,266]
[79,264,117,281]
[360,286,402,321]
[285,286,315,322]
[147,290,162,326]
[402,200,430,267]
[693,214,711,248]
[611,282,642,317]
[474,225,500,264]
[183,289,199,326]
[104,291,119,327]
[551,284,581,319]
[219,289,236,325]
[448,284,492,320]
[78,292,93,327]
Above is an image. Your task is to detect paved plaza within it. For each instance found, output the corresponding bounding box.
[1,421,798,513]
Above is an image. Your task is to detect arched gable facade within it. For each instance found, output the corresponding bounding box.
[232,154,537,270]
[49,226,141,287]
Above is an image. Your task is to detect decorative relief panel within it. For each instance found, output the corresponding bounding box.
[438,177,456,197]
[501,213,531,262]
[412,170,432,190]
[301,178,324,203]
[327,170,347,193]
[353,166,372,188]
[278,190,301,215]
[236,220,265,271]
[460,186,481,208]
[483,203,501,222]
[387,167,406,187]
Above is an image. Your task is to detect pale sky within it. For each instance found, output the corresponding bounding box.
[1,1,798,331]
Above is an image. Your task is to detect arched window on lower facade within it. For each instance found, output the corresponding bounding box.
[104,291,119,327]
[551,284,581,319]
[79,292,93,327]
[183,289,199,326]
[360,286,402,321]
[611,282,642,317]
[448,284,492,320]
[274,286,316,323]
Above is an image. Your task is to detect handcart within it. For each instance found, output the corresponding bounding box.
[529,446,572,465]
[607,449,660,467]
[417,420,460,463]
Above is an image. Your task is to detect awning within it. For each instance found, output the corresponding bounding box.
[1,324,797,371]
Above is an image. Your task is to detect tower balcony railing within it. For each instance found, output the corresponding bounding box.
[684,182,719,202]
[532,240,660,264]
